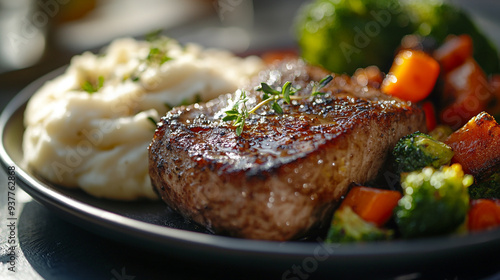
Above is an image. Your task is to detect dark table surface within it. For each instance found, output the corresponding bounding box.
[2,1,500,279]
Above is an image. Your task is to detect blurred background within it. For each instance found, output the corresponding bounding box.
[0,0,305,86]
[0,0,308,110]
[0,0,499,103]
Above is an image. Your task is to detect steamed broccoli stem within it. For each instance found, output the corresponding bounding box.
[469,173,500,199]
[392,132,454,173]
[394,164,473,238]
[326,206,393,243]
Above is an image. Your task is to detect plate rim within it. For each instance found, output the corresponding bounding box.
[2,65,500,272]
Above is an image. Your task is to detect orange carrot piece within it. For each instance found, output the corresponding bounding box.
[468,199,500,232]
[422,101,437,131]
[439,58,494,130]
[433,34,473,73]
[382,50,440,102]
[444,111,500,180]
[340,186,402,227]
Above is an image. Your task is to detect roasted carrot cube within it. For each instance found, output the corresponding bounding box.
[382,50,440,103]
[468,199,500,232]
[340,186,402,227]
[440,58,495,129]
[445,111,500,180]
[433,34,473,73]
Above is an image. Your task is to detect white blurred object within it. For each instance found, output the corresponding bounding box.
[55,0,211,52]
[0,0,46,71]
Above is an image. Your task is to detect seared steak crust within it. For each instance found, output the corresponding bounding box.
[148,59,426,240]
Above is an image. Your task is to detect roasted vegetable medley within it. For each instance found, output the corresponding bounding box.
[296,0,499,75]
[294,0,500,242]
[327,114,500,243]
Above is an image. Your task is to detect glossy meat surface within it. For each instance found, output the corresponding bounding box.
[148,59,426,240]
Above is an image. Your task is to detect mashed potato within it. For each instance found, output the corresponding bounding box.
[23,37,264,200]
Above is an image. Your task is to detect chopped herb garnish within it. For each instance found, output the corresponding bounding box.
[193,94,202,104]
[147,47,172,65]
[128,32,177,82]
[223,76,333,136]
[145,28,163,42]
[312,75,333,96]
[223,90,249,136]
[82,76,104,94]
[147,116,158,127]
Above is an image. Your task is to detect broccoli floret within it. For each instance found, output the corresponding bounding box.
[469,173,500,199]
[392,131,454,173]
[295,0,499,75]
[326,206,393,243]
[295,0,413,75]
[394,164,473,238]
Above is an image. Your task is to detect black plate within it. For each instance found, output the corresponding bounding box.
[2,66,500,278]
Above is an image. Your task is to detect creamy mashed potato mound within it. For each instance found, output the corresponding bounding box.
[23,37,264,200]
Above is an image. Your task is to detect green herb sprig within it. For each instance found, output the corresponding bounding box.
[145,30,173,65]
[82,76,104,94]
[129,32,174,82]
[312,75,334,96]
[223,90,250,136]
[223,75,333,136]
[147,116,158,127]
[147,47,172,65]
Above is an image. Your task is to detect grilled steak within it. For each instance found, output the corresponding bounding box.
[148,59,426,240]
